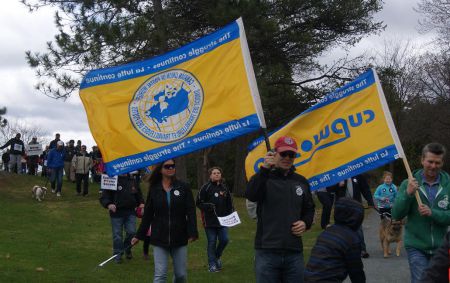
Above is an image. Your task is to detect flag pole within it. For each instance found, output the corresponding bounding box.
[262,128,271,152]
[401,157,423,206]
[372,68,422,206]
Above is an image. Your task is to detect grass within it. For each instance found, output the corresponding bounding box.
[0,173,324,283]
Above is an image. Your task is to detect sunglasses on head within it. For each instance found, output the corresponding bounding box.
[279,151,296,158]
[163,164,176,170]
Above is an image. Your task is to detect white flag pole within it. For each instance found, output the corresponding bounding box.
[237,18,271,151]
[373,68,422,206]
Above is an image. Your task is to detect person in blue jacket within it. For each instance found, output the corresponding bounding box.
[47,140,66,197]
[373,171,397,219]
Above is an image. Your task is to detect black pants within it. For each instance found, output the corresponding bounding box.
[28,162,38,175]
[76,173,89,195]
[317,191,335,229]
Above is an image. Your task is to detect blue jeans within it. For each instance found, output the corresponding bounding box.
[406,247,432,283]
[110,214,136,257]
[255,249,304,283]
[153,245,187,283]
[50,167,64,193]
[205,227,229,267]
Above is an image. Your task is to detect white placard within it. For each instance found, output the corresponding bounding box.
[27,144,43,156]
[217,211,241,227]
[101,174,118,190]
[13,144,23,152]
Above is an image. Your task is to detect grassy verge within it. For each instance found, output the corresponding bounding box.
[0,173,323,283]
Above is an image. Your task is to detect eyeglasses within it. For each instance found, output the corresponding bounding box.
[279,151,296,158]
[163,164,176,170]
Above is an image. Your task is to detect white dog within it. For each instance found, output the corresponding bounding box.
[32,186,47,202]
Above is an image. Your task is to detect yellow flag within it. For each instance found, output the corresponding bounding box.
[245,69,404,190]
[80,18,265,175]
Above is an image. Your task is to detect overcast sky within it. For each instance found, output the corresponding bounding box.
[0,0,433,150]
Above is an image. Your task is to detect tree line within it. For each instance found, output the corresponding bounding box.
[19,0,449,195]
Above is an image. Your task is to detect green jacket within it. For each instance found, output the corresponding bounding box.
[392,169,450,255]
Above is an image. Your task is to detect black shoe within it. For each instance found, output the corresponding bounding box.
[115,257,122,264]
[361,251,370,258]
[126,252,132,259]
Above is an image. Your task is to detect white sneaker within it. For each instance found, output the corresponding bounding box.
[56,192,61,197]
[51,189,55,193]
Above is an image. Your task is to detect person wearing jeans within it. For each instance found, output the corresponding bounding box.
[246,136,315,283]
[47,141,66,197]
[100,173,144,263]
[392,143,450,283]
[196,167,233,272]
[132,159,198,283]
[153,245,187,282]
[0,133,25,173]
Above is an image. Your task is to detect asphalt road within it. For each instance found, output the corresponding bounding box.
[345,209,411,283]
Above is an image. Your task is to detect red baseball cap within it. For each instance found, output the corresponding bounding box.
[274,136,298,152]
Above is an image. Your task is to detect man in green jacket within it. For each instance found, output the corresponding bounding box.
[392,143,450,283]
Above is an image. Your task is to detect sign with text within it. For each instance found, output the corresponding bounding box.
[27,144,43,156]
[218,211,241,227]
[101,174,118,191]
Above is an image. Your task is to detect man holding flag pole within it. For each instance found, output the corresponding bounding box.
[392,142,450,283]
[246,136,315,283]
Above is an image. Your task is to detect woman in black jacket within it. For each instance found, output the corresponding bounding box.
[196,166,233,272]
[131,159,198,283]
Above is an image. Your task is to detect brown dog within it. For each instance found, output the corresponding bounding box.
[379,216,404,258]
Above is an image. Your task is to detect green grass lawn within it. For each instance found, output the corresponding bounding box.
[0,173,323,283]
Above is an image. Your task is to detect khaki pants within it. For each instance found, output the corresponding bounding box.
[64,161,75,181]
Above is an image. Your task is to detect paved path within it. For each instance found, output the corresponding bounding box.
[345,209,411,283]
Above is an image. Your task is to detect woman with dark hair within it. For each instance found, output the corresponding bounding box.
[196,166,234,272]
[131,159,198,283]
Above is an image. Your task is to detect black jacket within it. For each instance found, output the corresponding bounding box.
[328,174,375,206]
[196,181,233,228]
[305,198,366,282]
[0,138,25,155]
[246,166,315,251]
[136,180,198,248]
[420,231,450,283]
[99,175,144,218]
[64,145,77,162]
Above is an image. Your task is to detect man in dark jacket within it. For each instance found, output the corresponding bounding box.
[305,198,366,282]
[0,133,25,173]
[64,140,77,182]
[27,137,40,175]
[100,174,144,263]
[328,174,375,258]
[49,133,61,149]
[246,136,315,283]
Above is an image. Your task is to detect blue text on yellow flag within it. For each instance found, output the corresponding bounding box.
[80,18,264,175]
[245,69,404,190]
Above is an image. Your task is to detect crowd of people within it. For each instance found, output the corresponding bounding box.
[3,132,450,282]
[0,133,105,197]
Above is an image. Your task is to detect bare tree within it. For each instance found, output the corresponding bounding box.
[0,118,50,147]
[416,0,450,49]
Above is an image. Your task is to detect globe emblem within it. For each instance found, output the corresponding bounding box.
[129,69,203,142]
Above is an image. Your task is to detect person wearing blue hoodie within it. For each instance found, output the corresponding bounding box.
[374,171,397,219]
[47,140,66,197]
